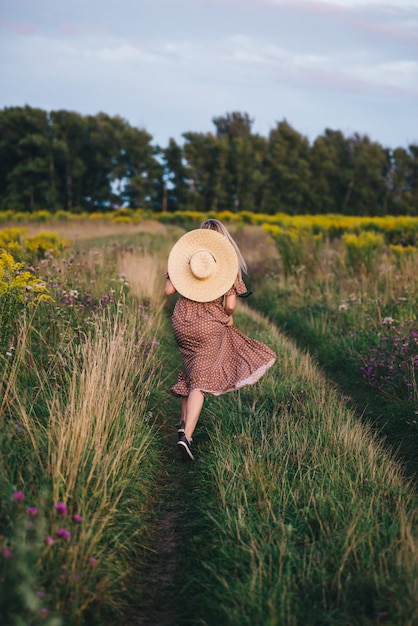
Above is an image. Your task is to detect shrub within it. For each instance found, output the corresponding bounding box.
[157,210,204,229]
[389,244,418,269]
[29,211,53,222]
[0,250,52,351]
[0,229,69,264]
[343,231,385,275]
[54,211,71,221]
[24,232,69,263]
[264,224,323,279]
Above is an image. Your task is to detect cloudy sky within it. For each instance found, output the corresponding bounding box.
[1,0,417,149]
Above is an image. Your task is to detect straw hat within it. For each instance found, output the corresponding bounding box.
[167,229,239,302]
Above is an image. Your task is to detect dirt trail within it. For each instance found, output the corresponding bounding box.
[120,420,186,626]
[140,427,184,626]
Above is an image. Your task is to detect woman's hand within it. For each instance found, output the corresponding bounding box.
[226,315,234,326]
[164,274,177,296]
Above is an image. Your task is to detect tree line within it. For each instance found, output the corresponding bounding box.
[0,106,417,216]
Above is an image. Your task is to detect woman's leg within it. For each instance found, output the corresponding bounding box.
[184,389,205,441]
[180,397,187,430]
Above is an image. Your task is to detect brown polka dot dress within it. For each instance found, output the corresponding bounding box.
[170,278,276,397]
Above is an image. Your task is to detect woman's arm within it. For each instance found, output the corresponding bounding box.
[224,293,236,325]
[224,293,236,315]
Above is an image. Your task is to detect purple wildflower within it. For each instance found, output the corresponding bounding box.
[12,491,25,501]
[72,514,83,523]
[55,502,67,516]
[27,507,38,516]
[56,528,71,540]
[2,548,13,558]
[361,322,418,401]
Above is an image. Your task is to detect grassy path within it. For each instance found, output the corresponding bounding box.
[121,301,417,626]
[119,315,196,626]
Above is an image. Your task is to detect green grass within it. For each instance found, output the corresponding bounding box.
[174,307,418,625]
[0,237,167,625]
[1,221,418,626]
[249,282,418,482]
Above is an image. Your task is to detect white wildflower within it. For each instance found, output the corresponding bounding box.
[382,317,395,325]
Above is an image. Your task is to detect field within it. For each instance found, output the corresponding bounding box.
[0,212,417,626]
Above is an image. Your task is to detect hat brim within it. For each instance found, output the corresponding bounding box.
[168,229,239,302]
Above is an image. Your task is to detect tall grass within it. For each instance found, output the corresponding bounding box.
[3,217,418,625]
[0,245,166,624]
[117,249,165,307]
[246,224,418,475]
[178,307,418,626]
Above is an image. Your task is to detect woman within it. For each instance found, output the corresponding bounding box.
[165,219,276,461]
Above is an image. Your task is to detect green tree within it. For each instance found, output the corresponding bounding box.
[309,130,390,215]
[264,120,311,214]
[1,105,416,217]
[50,109,87,211]
[212,112,269,213]
[182,132,227,212]
[308,130,344,213]
[0,106,54,211]
[343,134,390,216]
[162,138,190,211]
[79,113,160,210]
[212,111,253,139]
[389,145,418,215]
[310,129,361,214]
[80,113,121,210]
[120,124,162,210]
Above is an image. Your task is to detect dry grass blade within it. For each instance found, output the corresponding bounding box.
[8,300,163,581]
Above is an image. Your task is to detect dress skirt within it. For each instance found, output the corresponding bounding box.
[170,280,276,397]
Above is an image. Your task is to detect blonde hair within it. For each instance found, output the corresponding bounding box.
[200,218,247,281]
